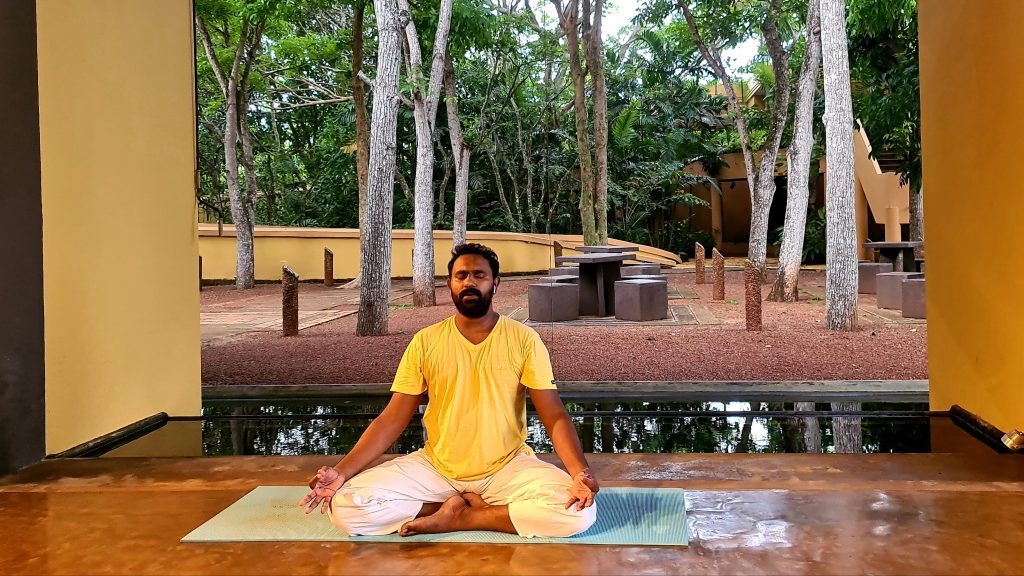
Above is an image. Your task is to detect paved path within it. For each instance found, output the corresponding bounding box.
[200,284,411,345]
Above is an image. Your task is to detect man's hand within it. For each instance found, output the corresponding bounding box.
[299,466,346,515]
[565,469,599,511]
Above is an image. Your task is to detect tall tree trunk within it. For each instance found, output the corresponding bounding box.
[748,4,792,282]
[346,0,371,290]
[398,0,453,307]
[796,401,822,453]
[445,56,471,247]
[357,0,404,336]
[197,18,256,289]
[238,95,259,227]
[770,0,821,302]
[554,0,597,245]
[910,178,924,259]
[583,0,608,244]
[682,3,790,278]
[820,0,859,330]
[830,401,862,453]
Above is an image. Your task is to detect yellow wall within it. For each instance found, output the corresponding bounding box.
[853,125,908,239]
[198,227,682,281]
[36,0,201,453]
[919,0,1024,432]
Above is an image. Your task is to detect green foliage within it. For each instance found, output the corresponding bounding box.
[847,0,921,187]
[194,0,792,253]
[771,202,827,264]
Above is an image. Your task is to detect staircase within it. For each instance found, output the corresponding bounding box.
[875,151,902,174]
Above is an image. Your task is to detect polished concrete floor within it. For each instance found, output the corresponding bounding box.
[2,424,1022,575]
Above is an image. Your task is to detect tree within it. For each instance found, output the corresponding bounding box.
[344,0,373,290]
[681,0,792,281]
[769,0,821,302]
[820,0,858,330]
[357,0,405,336]
[444,54,471,246]
[397,0,454,307]
[582,0,609,245]
[848,0,921,254]
[553,0,599,245]
[196,0,272,289]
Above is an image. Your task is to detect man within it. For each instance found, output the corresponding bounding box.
[299,243,599,538]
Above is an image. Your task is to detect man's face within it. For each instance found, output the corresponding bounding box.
[448,254,498,319]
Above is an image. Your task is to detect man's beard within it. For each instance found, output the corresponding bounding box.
[453,288,492,318]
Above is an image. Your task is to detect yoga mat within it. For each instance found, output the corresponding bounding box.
[182,486,687,546]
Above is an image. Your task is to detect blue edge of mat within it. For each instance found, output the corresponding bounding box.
[182,486,688,546]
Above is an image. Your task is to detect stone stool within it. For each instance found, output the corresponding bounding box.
[621,274,667,283]
[621,264,661,276]
[538,274,578,284]
[614,279,668,322]
[877,272,925,309]
[902,278,926,319]
[549,266,579,276]
[528,283,579,322]
[858,262,894,294]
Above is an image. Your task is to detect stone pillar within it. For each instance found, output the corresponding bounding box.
[324,248,334,287]
[712,248,725,301]
[553,240,563,259]
[694,242,706,285]
[745,259,762,331]
[711,187,723,248]
[282,265,299,337]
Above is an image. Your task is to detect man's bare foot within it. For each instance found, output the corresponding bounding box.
[462,493,489,508]
[400,495,467,536]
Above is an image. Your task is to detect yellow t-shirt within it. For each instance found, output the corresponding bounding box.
[390,315,557,480]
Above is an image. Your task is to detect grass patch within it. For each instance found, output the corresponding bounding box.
[389,303,414,310]
[726,299,740,305]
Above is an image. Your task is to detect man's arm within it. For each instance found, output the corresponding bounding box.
[529,388,599,510]
[328,391,422,480]
[529,388,589,476]
[301,391,421,514]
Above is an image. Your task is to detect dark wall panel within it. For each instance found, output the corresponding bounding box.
[0,0,45,475]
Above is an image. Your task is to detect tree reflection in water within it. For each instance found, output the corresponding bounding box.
[199,400,931,456]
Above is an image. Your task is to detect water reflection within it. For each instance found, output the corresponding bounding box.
[189,400,930,456]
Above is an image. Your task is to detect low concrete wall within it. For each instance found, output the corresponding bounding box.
[198,226,683,282]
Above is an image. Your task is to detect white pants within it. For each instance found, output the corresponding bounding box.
[328,450,597,538]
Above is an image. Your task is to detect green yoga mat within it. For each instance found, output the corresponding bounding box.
[182,486,687,546]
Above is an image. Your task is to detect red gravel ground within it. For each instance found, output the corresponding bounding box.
[201,270,928,384]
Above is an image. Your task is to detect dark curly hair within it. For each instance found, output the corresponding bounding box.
[447,243,500,278]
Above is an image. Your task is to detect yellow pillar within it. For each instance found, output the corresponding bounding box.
[883,206,901,242]
[920,0,1024,431]
[711,187,723,248]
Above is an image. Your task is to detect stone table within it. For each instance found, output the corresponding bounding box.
[864,241,923,272]
[575,244,640,254]
[554,252,633,316]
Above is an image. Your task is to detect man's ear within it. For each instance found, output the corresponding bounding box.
[493,277,500,293]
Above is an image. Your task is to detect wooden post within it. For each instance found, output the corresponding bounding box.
[745,259,763,331]
[712,248,725,301]
[324,248,334,287]
[282,266,299,337]
[198,255,203,292]
[695,242,706,284]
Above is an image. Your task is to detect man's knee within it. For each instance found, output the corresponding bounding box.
[550,502,597,537]
[328,488,415,536]
[509,490,598,538]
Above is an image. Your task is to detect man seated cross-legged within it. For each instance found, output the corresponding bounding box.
[300,243,600,538]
